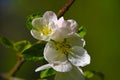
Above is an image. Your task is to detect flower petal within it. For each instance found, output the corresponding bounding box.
[68,46,90,67]
[51,61,72,72]
[51,22,75,41]
[43,11,57,24]
[32,18,44,28]
[44,42,72,72]
[30,30,50,41]
[66,33,85,47]
[35,64,51,72]
[57,17,64,28]
[55,66,85,80]
[51,29,66,41]
[67,19,78,32]
[44,42,67,62]
[30,30,41,40]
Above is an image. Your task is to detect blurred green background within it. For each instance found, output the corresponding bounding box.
[0,0,120,80]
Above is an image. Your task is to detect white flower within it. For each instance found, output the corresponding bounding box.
[31,11,78,41]
[55,66,85,80]
[35,11,90,74]
[31,11,58,41]
[35,33,90,72]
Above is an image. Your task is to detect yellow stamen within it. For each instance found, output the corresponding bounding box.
[42,26,52,36]
[35,26,52,36]
[51,39,72,55]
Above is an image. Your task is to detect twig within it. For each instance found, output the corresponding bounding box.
[7,53,25,78]
[4,53,25,79]
[57,0,75,18]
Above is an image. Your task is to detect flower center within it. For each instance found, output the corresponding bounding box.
[51,39,72,55]
[35,26,52,36]
[41,26,52,36]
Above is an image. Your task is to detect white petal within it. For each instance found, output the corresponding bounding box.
[30,30,41,40]
[35,64,51,72]
[32,18,44,28]
[68,46,90,67]
[62,20,70,28]
[67,19,78,32]
[44,42,72,72]
[57,17,64,28]
[55,66,85,80]
[44,42,67,62]
[51,29,66,41]
[66,33,85,47]
[30,30,50,41]
[55,20,77,38]
[43,11,57,23]
[47,21,58,33]
[51,61,72,72]
[52,21,72,41]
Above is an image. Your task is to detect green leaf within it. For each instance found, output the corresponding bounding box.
[84,70,105,80]
[14,40,32,53]
[0,36,14,48]
[40,68,56,79]
[22,41,46,61]
[78,26,87,37]
[84,71,94,78]
[26,13,42,30]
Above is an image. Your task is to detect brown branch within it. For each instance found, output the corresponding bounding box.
[6,53,25,78]
[57,0,75,18]
[0,53,25,79]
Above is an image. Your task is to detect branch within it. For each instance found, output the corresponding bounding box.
[0,53,25,79]
[57,0,75,18]
[6,54,25,78]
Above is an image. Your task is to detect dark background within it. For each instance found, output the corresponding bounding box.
[0,0,120,80]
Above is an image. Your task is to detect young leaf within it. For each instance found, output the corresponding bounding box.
[78,26,87,37]
[84,71,94,78]
[22,41,46,61]
[26,13,42,30]
[84,70,105,80]
[0,36,14,48]
[40,68,56,79]
[14,40,32,53]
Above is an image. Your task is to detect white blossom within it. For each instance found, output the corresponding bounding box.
[31,11,58,41]
[35,20,90,72]
[34,11,91,80]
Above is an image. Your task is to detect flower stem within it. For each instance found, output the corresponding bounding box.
[57,0,75,18]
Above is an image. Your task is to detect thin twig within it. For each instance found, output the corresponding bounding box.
[57,0,75,18]
[5,53,25,79]
[7,54,25,77]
